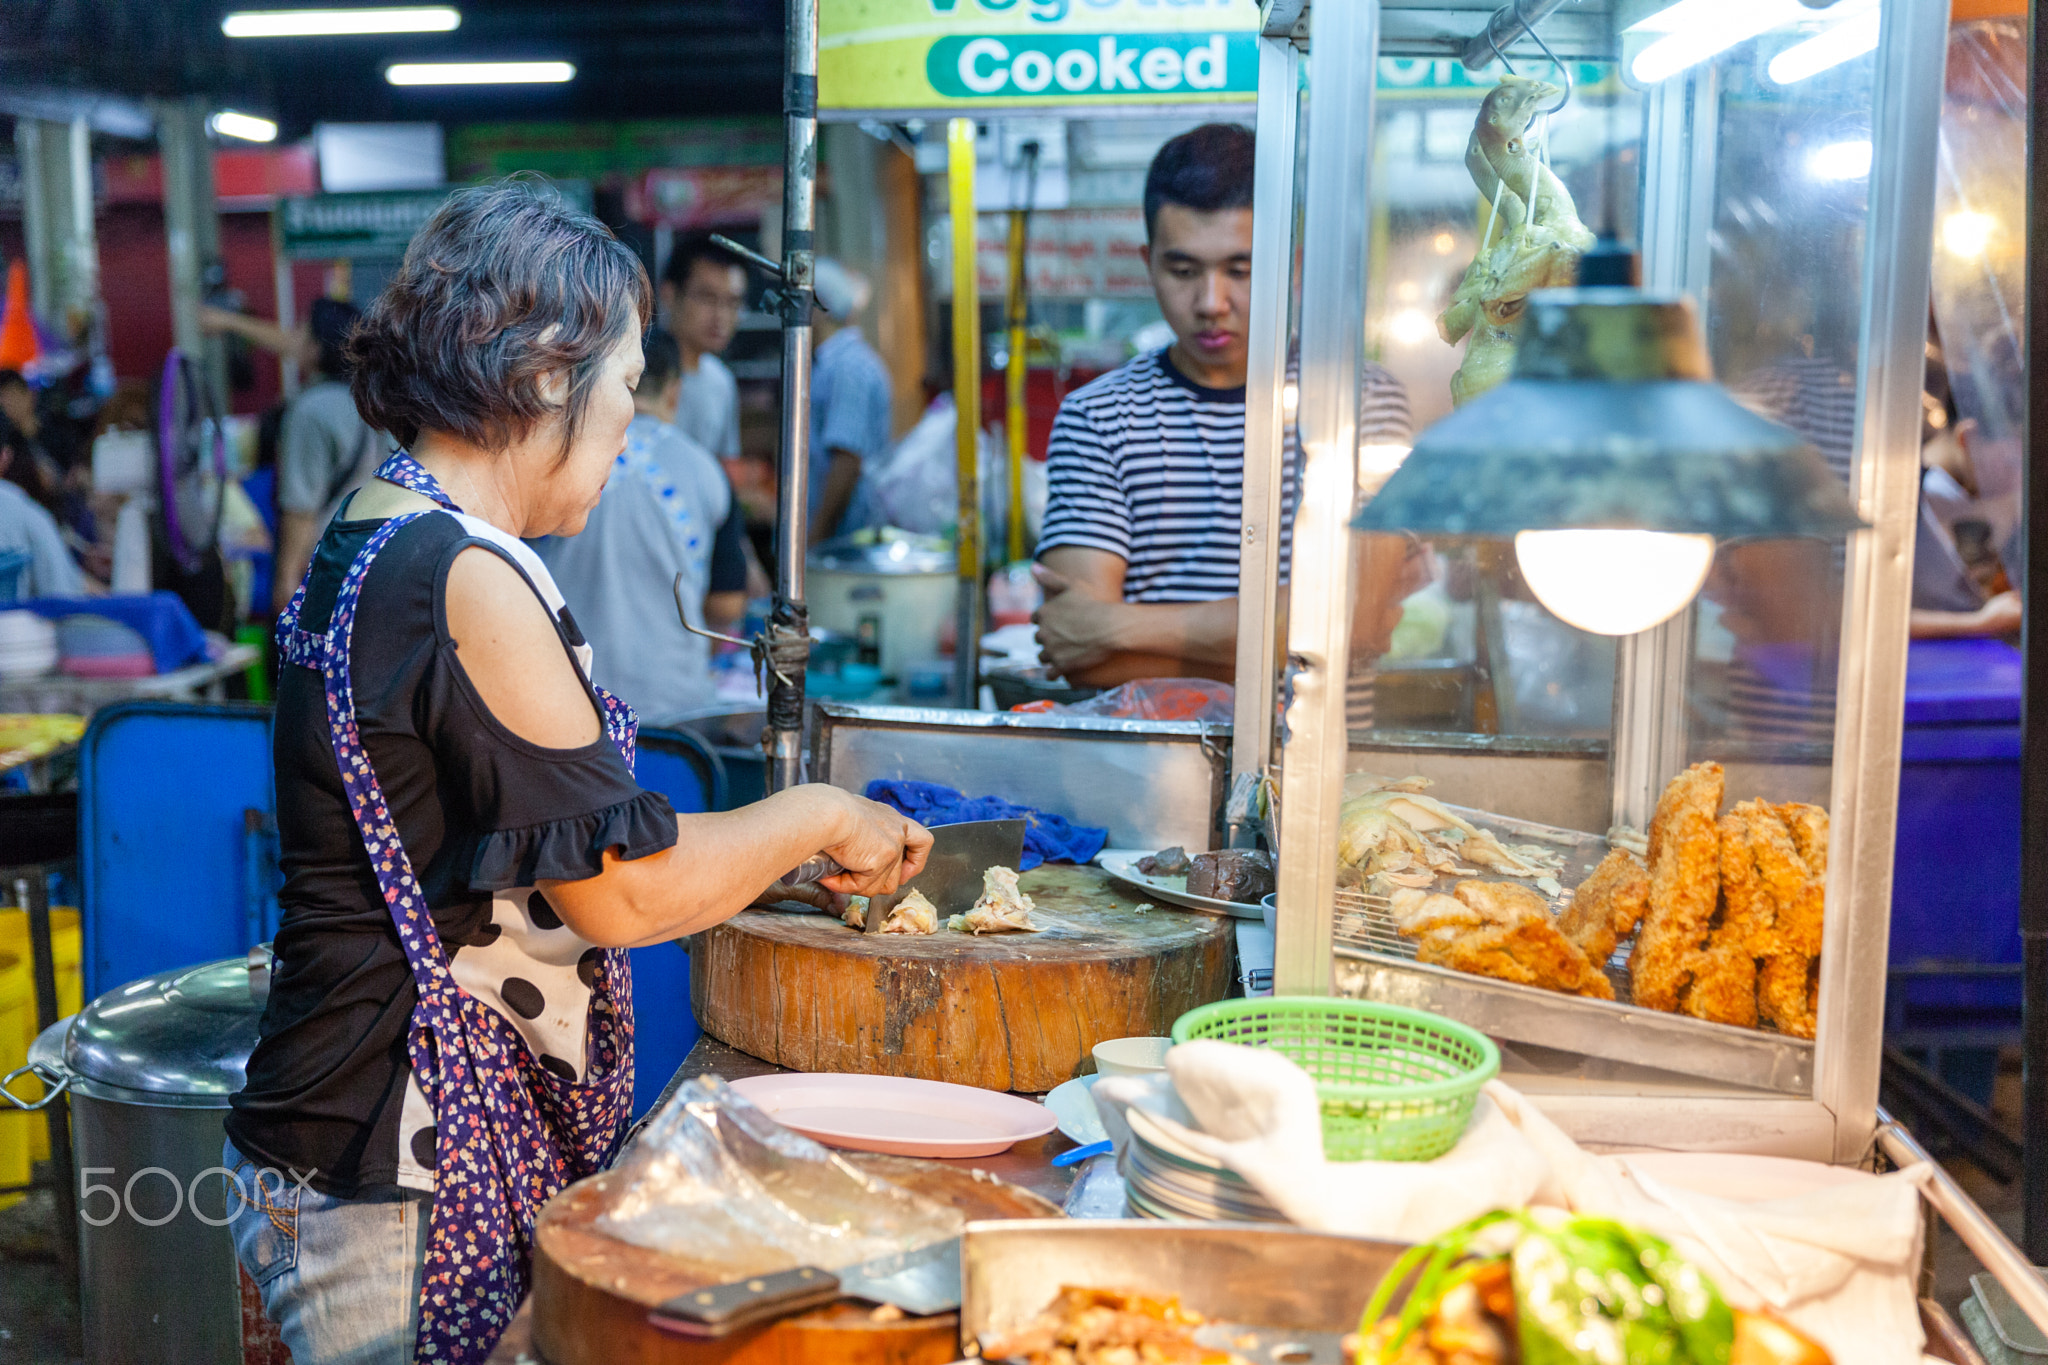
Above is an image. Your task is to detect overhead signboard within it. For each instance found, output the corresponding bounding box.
[820,0,1259,114]
[277,181,593,259]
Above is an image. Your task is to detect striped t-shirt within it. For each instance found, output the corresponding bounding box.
[1716,357,1861,746]
[1039,348,1413,601]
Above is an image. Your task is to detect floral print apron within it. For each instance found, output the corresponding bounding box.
[276,451,637,1362]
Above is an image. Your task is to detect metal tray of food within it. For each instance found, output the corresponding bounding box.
[1328,802,1815,1095]
[960,1220,1408,1362]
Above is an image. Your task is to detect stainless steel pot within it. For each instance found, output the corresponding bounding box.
[5,949,269,1364]
[807,536,957,681]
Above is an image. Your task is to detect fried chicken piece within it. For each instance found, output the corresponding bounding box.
[1413,881,1615,1000]
[1715,812,1769,949]
[1777,802,1829,879]
[1388,887,1484,936]
[1630,762,1724,1011]
[1737,801,1819,956]
[1560,848,1650,965]
[1682,940,1760,1027]
[1759,953,1817,1039]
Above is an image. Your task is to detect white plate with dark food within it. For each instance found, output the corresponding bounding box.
[1096,847,1271,920]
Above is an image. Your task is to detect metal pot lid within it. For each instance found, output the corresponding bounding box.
[63,953,268,1101]
[809,535,954,575]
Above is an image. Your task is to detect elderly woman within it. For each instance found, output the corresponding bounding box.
[222,182,930,1365]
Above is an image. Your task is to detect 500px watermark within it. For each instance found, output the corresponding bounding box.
[77,1164,317,1228]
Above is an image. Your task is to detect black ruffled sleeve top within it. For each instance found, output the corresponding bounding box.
[227,510,678,1196]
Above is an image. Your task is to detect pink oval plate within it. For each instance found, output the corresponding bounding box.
[728,1073,1057,1158]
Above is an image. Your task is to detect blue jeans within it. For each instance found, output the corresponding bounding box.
[222,1138,432,1365]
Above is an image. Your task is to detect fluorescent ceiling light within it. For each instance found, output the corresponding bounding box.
[1805,138,1872,181]
[1629,0,1804,84]
[222,7,460,37]
[385,61,574,85]
[1768,1,1882,84]
[209,110,278,142]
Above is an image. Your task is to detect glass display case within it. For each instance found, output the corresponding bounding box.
[1241,0,1947,1159]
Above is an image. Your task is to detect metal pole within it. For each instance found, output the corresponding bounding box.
[1456,0,1571,72]
[1230,34,1302,821]
[1272,0,1380,995]
[1004,207,1028,566]
[948,118,984,711]
[765,0,819,793]
[2022,0,2048,1260]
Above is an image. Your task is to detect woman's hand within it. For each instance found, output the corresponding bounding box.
[798,785,933,898]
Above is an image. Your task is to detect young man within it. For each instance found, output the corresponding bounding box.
[538,327,749,724]
[1034,124,1413,695]
[808,257,894,545]
[660,232,748,464]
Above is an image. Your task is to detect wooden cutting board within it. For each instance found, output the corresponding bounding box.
[690,864,1234,1093]
[531,1154,1059,1365]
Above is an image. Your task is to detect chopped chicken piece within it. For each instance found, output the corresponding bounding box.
[1343,771,1435,797]
[1559,848,1649,965]
[841,901,866,931]
[952,866,1040,934]
[876,888,938,934]
[1630,762,1724,1011]
[1446,828,1561,879]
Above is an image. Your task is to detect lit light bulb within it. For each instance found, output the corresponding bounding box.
[1513,529,1715,636]
[1941,210,1997,259]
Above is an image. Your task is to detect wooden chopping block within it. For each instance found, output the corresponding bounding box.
[691,864,1234,1092]
[531,1154,1058,1365]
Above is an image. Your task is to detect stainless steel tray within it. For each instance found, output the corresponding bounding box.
[1329,802,1816,1096]
[960,1220,1408,1361]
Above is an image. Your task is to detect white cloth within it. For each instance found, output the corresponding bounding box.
[1095,1041,1933,1365]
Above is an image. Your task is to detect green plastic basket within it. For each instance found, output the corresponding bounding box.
[1171,998,1500,1162]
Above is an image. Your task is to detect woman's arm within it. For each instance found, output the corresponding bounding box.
[545,785,926,948]
[445,546,931,948]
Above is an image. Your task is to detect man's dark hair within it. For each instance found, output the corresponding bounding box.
[640,326,682,395]
[0,370,27,397]
[662,230,747,294]
[307,298,362,381]
[1143,123,1256,240]
[349,179,651,455]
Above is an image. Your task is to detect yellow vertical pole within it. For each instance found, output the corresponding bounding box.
[947,118,984,708]
[1004,208,1028,564]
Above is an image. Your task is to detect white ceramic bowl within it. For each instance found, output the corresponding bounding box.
[1092,1035,1173,1078]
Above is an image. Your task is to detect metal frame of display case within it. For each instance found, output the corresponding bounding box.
[1241,0,1947,1161]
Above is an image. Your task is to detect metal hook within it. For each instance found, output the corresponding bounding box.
[675,573,754,650]
[1514,0,1572,113]
[1486,22,1518,75]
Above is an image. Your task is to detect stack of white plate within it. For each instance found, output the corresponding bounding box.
[0,611,58,680]
[1118,1108,1288,1223]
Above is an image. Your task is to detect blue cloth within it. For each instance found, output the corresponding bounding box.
[19,591,210,672]
[810,327,894,538]
[864,780,1109,871]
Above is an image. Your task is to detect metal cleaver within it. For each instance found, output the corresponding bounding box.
[863,818,1027,933]
[646,1237,963,1338]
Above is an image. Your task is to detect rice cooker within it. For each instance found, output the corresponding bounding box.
[806,538,956,682]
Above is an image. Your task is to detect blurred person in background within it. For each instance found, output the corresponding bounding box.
[271,300,384,613]
[659,232,747,464]
[537,326,749,723]
[807,256,892,544]
[0,444,85,597]
[0,370,65,514]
